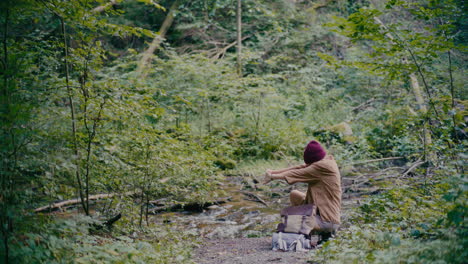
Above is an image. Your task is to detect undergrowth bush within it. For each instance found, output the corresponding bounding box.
[6,215,198,264]
[365,108,422,158]
[311,168,467,264]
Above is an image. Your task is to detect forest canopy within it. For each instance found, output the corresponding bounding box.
[0,0,466,263]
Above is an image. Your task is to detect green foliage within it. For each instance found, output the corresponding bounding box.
[1,0,466,262]
[311,170,468,264]
[322,0,465,88]
[320,0,467,164]
[365,107,422,158]
[6,215,198,264]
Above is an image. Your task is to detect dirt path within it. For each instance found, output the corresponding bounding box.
[194,237,310,264]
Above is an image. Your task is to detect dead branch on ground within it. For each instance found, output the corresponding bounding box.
[35,192,135,213]
[349,157,404,165]
[241,191,269,207]
[343,159,426,194]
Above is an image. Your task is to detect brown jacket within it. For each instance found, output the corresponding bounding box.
[278,155,341,224]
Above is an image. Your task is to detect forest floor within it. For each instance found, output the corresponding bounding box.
[193,237,309,264]
[152,161,372,264]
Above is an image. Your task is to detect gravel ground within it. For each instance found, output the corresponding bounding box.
[193,237,312,264]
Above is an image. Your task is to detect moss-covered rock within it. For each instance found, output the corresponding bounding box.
[214,158,237,170]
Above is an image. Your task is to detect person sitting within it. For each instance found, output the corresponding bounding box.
[263,140,341,243]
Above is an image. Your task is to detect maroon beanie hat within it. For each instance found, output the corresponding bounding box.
[303,140,326,164]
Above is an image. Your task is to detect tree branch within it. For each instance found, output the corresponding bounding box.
[136,0,180,76]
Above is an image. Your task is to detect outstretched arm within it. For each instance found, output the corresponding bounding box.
[264,162,325,185]
[263,170,286,184]
[263,164,308,184]
[267,164,308,175]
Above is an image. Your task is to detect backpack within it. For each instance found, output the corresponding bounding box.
[276,204,321,236]
[271,232,313,252]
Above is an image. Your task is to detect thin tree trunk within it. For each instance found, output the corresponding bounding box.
[409,73,433,160]
[139,194,144,227]
[136,0,180,75]
[2,8,8,99]
[438,21,458,145]
[59,17,88,215]
[2,8,10,263]
[448,50,455,106]
[145,196,150,226]
[206,99,211,133]
[2,226,8,264]
[447,50,458,142]
[409,73,427,114]
[139,143,151,227]
[81,59,92,215]
[255,95,262,132]
[236,0,242,76]
[446,49,462,173]
[406,48,440,119]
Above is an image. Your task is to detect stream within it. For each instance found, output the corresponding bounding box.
[153,176,283,239]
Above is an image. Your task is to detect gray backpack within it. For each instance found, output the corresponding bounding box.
[271,232,313,252]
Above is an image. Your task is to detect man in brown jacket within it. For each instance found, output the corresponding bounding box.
[264,140,341,242]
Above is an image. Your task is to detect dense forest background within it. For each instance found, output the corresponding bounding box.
[0,0,466,263]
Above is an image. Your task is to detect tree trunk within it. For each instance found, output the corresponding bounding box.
[59,17,89,215]
[1,8,10,263]
[136,0,180,76]
[236,0,242,76]
[409,72,433,148]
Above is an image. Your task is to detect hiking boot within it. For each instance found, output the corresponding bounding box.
[317,231,335,245]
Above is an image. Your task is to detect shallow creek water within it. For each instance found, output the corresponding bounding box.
[153,178,282,239]
[151,175,359,240]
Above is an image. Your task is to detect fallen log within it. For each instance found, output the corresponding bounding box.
[351,98,376,112]
[343,188,383,199]
[104,213,122,227]
[344,166,405,190]
[35,192,134,213]
[93,213,122,230]
[148,196,232,214]
[148,198,169,206]
[241,191,268,207]
[401,161,425,177]
[350,157,404,165]
[343,160,425,193]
